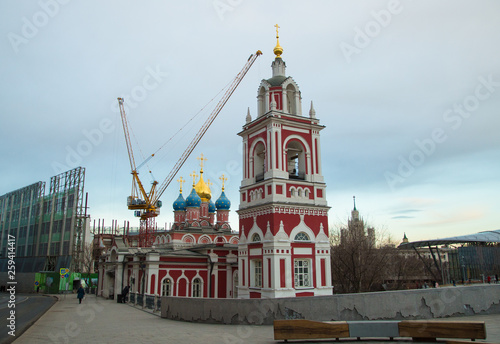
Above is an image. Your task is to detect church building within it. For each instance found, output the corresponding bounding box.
[98,27,332,299]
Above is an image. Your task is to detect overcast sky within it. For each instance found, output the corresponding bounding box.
[1,0,499,243]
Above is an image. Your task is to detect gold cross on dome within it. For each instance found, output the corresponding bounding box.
[197,154,207,170]
[177,176,185,193]
[274,24,280,38]
[207,179,213,188]
[219,174,228,191]
[189,171,198,186]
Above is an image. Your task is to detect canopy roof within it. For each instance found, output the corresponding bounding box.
[398,229,500,249]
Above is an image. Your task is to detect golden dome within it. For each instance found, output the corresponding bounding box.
[195,170,211,202]
[273,24,283,58]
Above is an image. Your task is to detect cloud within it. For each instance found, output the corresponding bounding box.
[418,208,485,227]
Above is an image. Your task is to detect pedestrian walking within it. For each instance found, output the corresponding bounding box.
[77,285,85,304]
[121,285,130,303]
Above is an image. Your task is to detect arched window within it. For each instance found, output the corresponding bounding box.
[252,233,261,242]
[290,188,296,197]
[162,279,172,296]
[286,140,306,180]
[297,188,302,197]
[192,278,202,298]
[258,86,266,116]
[253,142,266,181]
[286,84,297,115]
[294,232,310,241]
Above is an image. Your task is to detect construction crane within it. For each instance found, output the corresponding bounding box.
[118,50,262,247]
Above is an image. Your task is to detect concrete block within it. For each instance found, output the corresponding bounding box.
[348,321,400,338]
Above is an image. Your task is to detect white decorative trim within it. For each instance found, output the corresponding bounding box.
[293,247,312,255]
[239,205,329,219]
[239,226,247,244]
[264,221,273,241]
[283,134,311,155]
[229,236,239,244]
[249,127,266,139]
[247,218,264,245]
[282,125,309,134]
[275,220,289,242]
[181,234,196,244]
[290,214,315,242]
[198,234,212,244]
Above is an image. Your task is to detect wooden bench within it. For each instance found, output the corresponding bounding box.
[274,319,487,342]
[398,320,486,342]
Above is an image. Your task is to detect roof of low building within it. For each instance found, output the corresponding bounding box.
[398,229,500,249]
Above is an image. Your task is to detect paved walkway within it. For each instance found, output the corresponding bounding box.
[13,294,500,344]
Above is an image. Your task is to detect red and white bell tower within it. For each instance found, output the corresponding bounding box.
[237,26,332,298]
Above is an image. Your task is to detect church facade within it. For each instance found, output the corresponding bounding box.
[98,30,332,299]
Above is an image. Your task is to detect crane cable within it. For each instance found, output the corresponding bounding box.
[152,51,262,204]
[133,79,233,181]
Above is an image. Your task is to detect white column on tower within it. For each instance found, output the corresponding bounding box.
[296,93,302,116]
[243,138,248,179]
[305,152,312,182]
[277,126,283,171]
[266,126,271,173]
[271,125,277,172]
[265,90,270,114]
[282,89,288,113]
[316,135,323,176]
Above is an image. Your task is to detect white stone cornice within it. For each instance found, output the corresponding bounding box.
[238,204,329,219]
[282,125,309,134]
[249,127,266,138]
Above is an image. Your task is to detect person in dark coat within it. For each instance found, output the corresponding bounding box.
[77,285,85,304]
[121,286,130,303]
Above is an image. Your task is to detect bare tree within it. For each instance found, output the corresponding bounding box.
[81,242,97,288]
[384,250,434,289]
[330,224,393,293]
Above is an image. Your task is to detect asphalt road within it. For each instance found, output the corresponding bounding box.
[0,293,56,344]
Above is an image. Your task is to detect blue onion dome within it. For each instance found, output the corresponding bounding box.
[185,187,202,207]
[173,193,186,211]
[215,191,231,210]
[208,199,216,213]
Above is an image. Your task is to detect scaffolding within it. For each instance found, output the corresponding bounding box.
[0,167,88,276]
[50,167,87,273]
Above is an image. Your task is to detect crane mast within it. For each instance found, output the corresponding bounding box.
[118,50,262,247]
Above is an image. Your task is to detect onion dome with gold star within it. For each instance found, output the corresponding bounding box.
[208,199,216,213]
[194,154,212,202]
[173,177,187,211]
[173,193,186,211]
[186,171,202,207]
[215,174,231,210]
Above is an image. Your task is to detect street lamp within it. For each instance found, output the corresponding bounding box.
[461,255,466,284]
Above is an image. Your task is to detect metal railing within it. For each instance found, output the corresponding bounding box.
[145,295,155,310]
[136,293,143,306]
[288,172,305,180]
[156,297,161,311]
